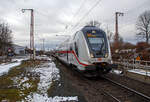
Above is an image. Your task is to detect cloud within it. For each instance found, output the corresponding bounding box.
[0,0,150,49]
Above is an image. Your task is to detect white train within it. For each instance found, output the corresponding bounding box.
[55,26,112,77]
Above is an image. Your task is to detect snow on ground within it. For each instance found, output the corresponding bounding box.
[0,58,25,76]
[111,70,123,75]
[128,69,150,76]
[13,76,31,90]
[23,57,78,102]
[12,58,28,62]
[112,68,150,77]
[28,94,78,102]
[36,56,51,61]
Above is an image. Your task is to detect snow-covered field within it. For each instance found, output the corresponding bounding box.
[23,58,78,102]
[0,58,25,76]
[0,56,78,102]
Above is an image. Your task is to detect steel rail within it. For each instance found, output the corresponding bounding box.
[104,77,150,101]
[78,76,122,102]
[102,90,122,102]
[83,79,122,102]
[54,56,122,102]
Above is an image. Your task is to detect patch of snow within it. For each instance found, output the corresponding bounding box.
[24,93,78,102]
[111,70,122,75]
[29,93,78,102]
[35,65,57,94]
[1,63,6,65]
[13,76,31,89]
[12,58,25,62]
[0,60,22,76]
[20,77,29,84]
[13,76,22,87]
[22,83,31,89]
[128,69,150,76]
[23,57,78,102]
[13,76,32,97]
[58,83,61,87]
[36,56,51,61]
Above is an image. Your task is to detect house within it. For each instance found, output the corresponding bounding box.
[13,44,26,55]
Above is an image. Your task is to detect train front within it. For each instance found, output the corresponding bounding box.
[82,26,112,76]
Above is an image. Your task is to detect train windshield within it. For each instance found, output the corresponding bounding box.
[88,37,104,44]
[88,37,106,52]
[86,30,107,54]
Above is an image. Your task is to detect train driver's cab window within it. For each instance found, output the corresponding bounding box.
[86,30,107,54]
[74,42,78,57]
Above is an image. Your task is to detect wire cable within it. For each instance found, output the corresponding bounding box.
[69,0,87,24]
[71,0,102,30]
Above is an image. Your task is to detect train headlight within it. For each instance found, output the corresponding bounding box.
[105,53,108,58]
[90,53,94,58]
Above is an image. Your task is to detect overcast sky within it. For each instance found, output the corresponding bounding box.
[0,0,150,50]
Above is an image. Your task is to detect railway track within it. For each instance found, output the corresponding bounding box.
[81,75,150,102]
[101,90,122,102]
[78,76,122,102]
[53,56,150,102]
[103,77,150,102]
[70,70,150,102]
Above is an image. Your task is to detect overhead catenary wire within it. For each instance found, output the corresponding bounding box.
[34,0,102,49]
[69,0,87,25]
[65,0,88,35]
[71,0,102,31]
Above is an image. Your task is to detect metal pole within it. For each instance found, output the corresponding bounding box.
[43,38,45,51]
[115,12,118,43]
[114,12,124,49]
[31,9,35,60]
[22,9,35,60]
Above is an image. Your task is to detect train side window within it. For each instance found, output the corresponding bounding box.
[74,42,78,57]
[70,46,72,51]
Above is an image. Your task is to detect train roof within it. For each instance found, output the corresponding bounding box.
[81,26,105,34]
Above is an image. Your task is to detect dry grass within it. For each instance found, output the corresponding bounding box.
[0,59,44,102]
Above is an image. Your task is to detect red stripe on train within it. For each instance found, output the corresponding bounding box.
[57,50,89,66]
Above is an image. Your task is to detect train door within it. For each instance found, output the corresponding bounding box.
[72,32,79,66]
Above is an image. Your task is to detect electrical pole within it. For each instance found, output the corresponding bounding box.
[42,38,45,52]
[22,9,35,60]
[114,12,124,48]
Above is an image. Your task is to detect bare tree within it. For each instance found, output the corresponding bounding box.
[0,21,12,55]
[136,10,150,43]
